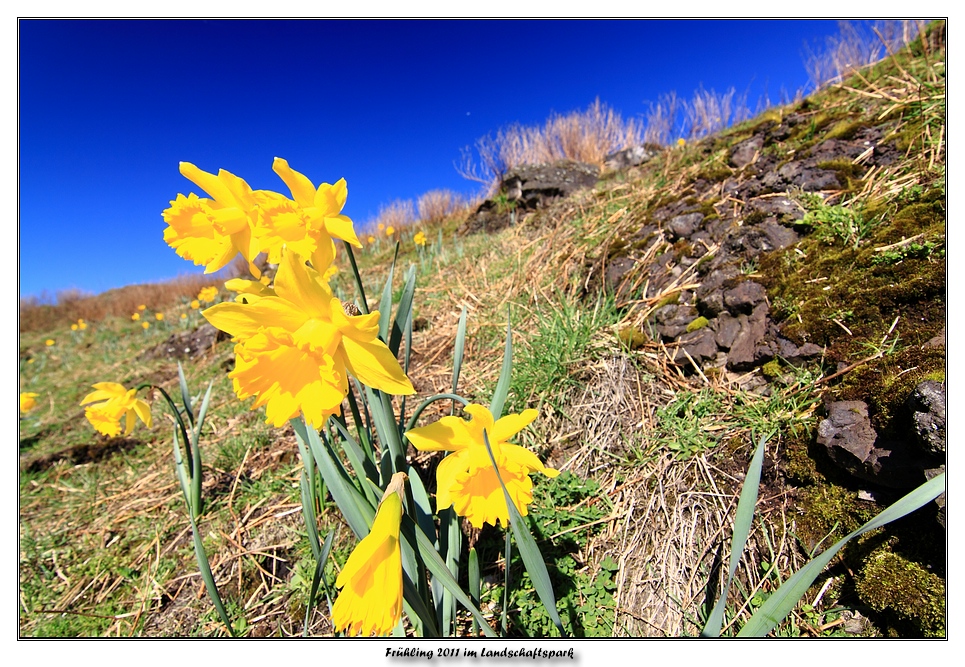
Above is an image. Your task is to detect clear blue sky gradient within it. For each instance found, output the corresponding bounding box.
[19,19,853,300]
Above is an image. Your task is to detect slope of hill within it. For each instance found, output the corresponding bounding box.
[19,24,944,638]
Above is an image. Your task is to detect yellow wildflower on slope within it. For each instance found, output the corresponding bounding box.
[332,473,406,637]
[203,250,414,428]
[20,392,39,414]
[413,231,426,247]
[405,404,559,528]
[80,382,152,437]
[252,158,361,271]
[162,162,260,273]
[198,286,219,303]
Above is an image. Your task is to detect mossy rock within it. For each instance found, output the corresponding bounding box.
[856,550,946,637]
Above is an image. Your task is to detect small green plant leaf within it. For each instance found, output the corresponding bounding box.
[701,434,768,637]
[490,313,513,420]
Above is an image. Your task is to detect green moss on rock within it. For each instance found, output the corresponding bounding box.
[856,550,946,637]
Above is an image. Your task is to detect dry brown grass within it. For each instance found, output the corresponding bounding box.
[19,273,225,334]
[803,20,924,91]
[416,189,468,225]
[457,99,643,191]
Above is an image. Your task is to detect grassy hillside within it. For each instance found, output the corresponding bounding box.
[19,23,944,638]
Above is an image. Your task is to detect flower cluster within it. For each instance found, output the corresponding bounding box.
[166,160,415,429]
[203,251,414,428]
[80,382,152,437]
[162,158,361,275]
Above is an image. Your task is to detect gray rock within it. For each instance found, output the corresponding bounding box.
[652,304,698,340]
[726,302,769,370]
[730,136,764,168]
[696,265,740,317]
[502,161,600,209]
[816,401,931,489]
[747,195,805,223]
[723,281,767,313]
[905,381,946,456]
[667,212,704,240]
[674,327,718,365]
[604,144,660,171]
[712,312,741,350]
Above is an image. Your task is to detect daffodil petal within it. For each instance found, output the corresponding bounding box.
[406,415,473,452]
[272,157,317,207]
[339,338,414,395]
[133,399,152,429]
[325,214,362,247]
[273,250,331,319]
[202,299,306,339]
[490,408,538,443]
[434,450,469,511]
[180,162,234,204]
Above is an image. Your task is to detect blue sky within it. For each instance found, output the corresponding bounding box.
[19,19,858,300]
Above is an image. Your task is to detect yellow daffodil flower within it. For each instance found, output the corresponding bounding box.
[405,404,559,528]
[45,339,55,347]
[413,231,427,247]
[367,235,376,244]
[385,226,395,237]
[131,312,140,321]
[71,324,78,331]
[252,158,361,271]
[202,250,414,428]
[80,382,152,437]
[191,299,201,309]
[155,312,165,321]
[198,286,219,303]
[162,162,260,274]
[332,473,407,637]
[378,223,385,231]
[20,392,39,414]
[142,321,150,330]
[78,320,87,330]
[180,313,188,320]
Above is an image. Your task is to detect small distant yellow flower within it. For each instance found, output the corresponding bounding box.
[45,339,55,347]
[677,138,686,146]
[367,235,375,244]
[385,226,395,237]
[142,321,150,330]
[413,231,427,247]
[20,392,39,414]
[180,313,188,320]
[155,312,165,321]
[406,404,559,529]
[78,320,87,330]
[137,305,146,311]
[198,286,219,303]
[191,299,201,309]
[71,324,79,331]
[80,382,152,437]
[378,223,385,231]
[131,313,141,321]
[27,358,34,364]
[332,473,406,637]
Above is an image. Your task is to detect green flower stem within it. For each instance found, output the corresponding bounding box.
[404,393,471,433]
